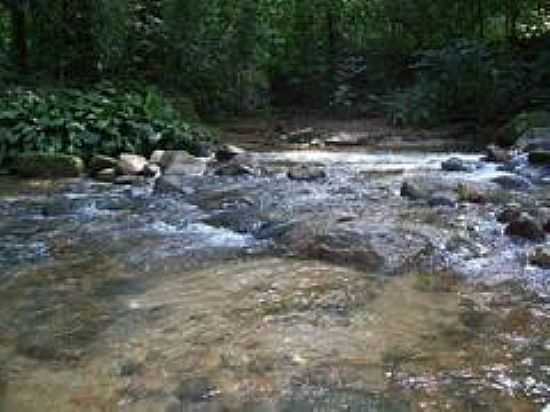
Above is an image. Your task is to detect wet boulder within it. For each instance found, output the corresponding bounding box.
[505,213,546,242]
[535,207,550,233]
[149,150,166,165]
[13,152,84,178]
[159,151,207,176]
[456,183,491,204]
[88,155,118,175]
[117,154,148,175]
[194,142,214,158]
[215,144,246,162]
[529,246,550,268]
[400,177,456,201]
[441,157,477,172]
[143,163,161,178]
[287,165,327,181]
[485,144,512,163]
[214,154,262,177]
[281,219,433,274]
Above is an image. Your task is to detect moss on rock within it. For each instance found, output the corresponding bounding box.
[13,152,84,178]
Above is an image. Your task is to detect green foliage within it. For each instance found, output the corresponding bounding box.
[0,84,215,166]
[380,40,530,126]
[500,110,550,146]
[2,0,550,118]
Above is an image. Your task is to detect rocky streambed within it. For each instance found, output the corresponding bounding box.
[1,139,550,411]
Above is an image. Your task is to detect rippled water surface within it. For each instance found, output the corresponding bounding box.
[0,150,549,412]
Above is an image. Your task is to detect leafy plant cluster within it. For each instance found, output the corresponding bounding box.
[0,84,214,166]
[379,40,531,127]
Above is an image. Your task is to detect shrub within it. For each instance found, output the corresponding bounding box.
[380,40,529,127]
[0,84,216,167]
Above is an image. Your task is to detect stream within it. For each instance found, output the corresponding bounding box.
[0,147,549,412]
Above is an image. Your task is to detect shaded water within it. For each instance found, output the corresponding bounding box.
[0,150,549,411]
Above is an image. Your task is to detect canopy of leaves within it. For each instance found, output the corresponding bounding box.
[1,0,550,126]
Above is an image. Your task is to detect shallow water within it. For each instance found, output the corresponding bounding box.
[0,150,549,411]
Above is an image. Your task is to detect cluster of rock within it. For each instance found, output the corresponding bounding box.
[86,144,329,187]
[421,127,550,269]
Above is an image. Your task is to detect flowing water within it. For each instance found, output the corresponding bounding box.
[0,149,549,412]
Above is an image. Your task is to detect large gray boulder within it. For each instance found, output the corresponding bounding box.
[441,157,477,172]
[158,151,207,176]
[281,219,433,274]
[117,154,148,176]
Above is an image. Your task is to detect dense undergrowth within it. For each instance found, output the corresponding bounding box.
[0,84,215,167]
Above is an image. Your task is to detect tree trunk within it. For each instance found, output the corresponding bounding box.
[11,6,28,73]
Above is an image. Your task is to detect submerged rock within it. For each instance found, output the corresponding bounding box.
[401,177,497,205]
[491,175,532,191]
[154,175,196,194]
[117,154,148,175]
[174,377,217,403]
[505,213,546,242]
[281,219,433,274]
[428,192,458,208]
[400,177,455,201]
[529,246,550,268]
[287,165,327,181]
[13,152,84,178]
